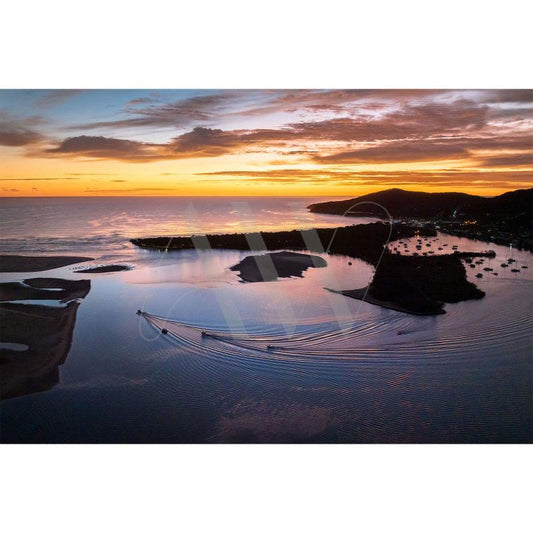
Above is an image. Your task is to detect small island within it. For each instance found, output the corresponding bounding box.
[230,251,327,282]
[328,253,485,315]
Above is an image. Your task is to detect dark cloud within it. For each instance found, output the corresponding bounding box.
[0,112,46,147]
[43,128,290,161]
[36,90,84,108]
[39,94,533,170]
[482,89,533,104]
[45,135,166,161]
[0,129,43,147]
[67,90,453,132]
[476,153,533,167]
[313,142,469,164]
[73,93,239,131]
[287,99,489,143]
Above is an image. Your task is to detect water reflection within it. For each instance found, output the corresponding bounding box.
[0,279,90,400]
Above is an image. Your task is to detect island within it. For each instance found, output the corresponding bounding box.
[230,251,327,282]
[131,221,488,315]
[328,253,485,315]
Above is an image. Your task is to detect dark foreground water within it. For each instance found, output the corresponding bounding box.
[0,198,531,443]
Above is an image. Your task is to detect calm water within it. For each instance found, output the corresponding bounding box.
[0,197,531,442]
[0,196,358,255]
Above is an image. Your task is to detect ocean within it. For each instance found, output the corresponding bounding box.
[0,196,358,255]
[0,197,531,442]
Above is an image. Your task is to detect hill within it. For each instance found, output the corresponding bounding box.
[308,188,533,250]
[308,187,531,218]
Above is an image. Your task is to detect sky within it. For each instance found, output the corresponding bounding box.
[0,89,532,197]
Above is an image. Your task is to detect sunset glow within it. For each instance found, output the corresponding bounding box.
[1,89,532,197]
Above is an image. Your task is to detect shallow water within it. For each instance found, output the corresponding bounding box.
[0,198,531,443]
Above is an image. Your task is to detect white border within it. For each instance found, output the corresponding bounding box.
[1,2,531,532]
[1,0,532,88]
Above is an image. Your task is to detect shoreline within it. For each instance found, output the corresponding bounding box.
[0,255,94,273]
[326,287,446,316]
[132,222,487,315]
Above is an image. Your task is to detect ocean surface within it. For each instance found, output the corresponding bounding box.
[0,197,531,443]
[0,196,359,255]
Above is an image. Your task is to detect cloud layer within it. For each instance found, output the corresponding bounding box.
[1,89,532,193]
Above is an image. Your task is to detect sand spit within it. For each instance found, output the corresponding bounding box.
[0,255,93,273]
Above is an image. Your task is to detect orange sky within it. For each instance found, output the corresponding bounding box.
[1,89,532,197]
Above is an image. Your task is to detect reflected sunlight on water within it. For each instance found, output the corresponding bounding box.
[0,198,531,443]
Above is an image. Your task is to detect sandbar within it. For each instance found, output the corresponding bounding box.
[0,255,93,273]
